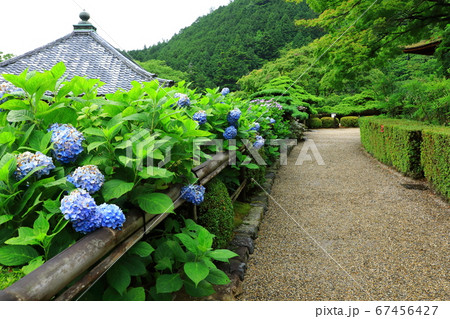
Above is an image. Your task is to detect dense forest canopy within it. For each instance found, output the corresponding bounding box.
[288,0,450,87]
[239,0,449,124]
[128,0,324,90]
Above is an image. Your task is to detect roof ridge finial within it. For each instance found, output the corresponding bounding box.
[79,10,90,23]
[74,10,97,32]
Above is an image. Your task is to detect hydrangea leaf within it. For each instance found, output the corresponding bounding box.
[156,273,183,294]
[206,268,231,285]
[102,179,134,202]
[0,245,39,266]
[136,193,174,215]
[184,261,209,287]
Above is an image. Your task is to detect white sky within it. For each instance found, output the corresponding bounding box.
[1,0,232,56]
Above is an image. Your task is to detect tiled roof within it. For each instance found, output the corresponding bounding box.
[0,27,173,94]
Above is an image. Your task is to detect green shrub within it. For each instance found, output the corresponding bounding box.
[308,117,322,128]
[421,128,450,200]
[321,117,339,128]
[340,116,360,127]
[242,162,267,197]
[197,178,234,249]
[359,117,426,178]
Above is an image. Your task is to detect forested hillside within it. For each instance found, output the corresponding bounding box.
[128,0,323,90]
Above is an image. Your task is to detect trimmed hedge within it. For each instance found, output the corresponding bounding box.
[340,116,359,127]
[308,117,322,128]
[360,117,450,200]
[321,117,339,128]
[198,177,234,248]
[359,117,426,178]
[421,128,450,200]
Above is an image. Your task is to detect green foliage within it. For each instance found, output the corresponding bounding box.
[197,178,234,249]
[137,60,188,83]
[320,117,338,128]
[421,128,450,200]
[128,0,323,90]
[340,116,359,128]
[0,52,13,63]
[359,117,428,178]
[232,201,252,228]
[0,266,23,289]
[0,62,279,292]
[150,219,237,299]
[289,119,307,139]
[249,76,321,120]
[290,0,449,88]
[307,117,322,129]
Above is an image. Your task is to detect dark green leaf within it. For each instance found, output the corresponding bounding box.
[136,192,174,215]
[106,263,131,295]
[154,256,173,272]
[129,241,154,257]
[207,249,238,262]
[120,255,147,276]
[0,245,39,266]
[206,268,231,285]
[123,287,146,301]
[102,179,134,202]
[183,279,215,298]
[156,273,183,294]
[174,233,198,254]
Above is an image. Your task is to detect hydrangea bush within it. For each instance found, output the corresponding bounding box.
[0,63,291,299]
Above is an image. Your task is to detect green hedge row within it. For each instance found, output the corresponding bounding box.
[340,116,359,127]
[359,117,449,200]
[321,117,339,128]
[421,128,450,200]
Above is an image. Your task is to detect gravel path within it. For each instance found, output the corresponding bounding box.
[238,128,449,301]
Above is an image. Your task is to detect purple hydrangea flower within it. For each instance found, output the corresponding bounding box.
[60,189,98,225]
[253,135,265,150]
[223,126,237,140]
[14,151,55,181]
[174,93,190,107]
[49,124,85,163]
[97,203,126,230]
[67,165,105,194]
[221,87,230,96]
[227,108,241,125]
[181,184,206,205]
[192,110,207,125]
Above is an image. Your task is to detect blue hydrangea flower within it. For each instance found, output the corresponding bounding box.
[221,87,230,96]
[192,110,207,125]
[249,122,260,131]
[14,151,55,181]
[181,184,206,205]
[174,93,190,107]
[253,135,265,150]
[266,117,276,124]
[223,126,237,140]
[67,165,105,194]
[49,123,85,163]
[227,108,241,125]
[97,203,126,230]
[60,189,98,224]
[72,217,102,234]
